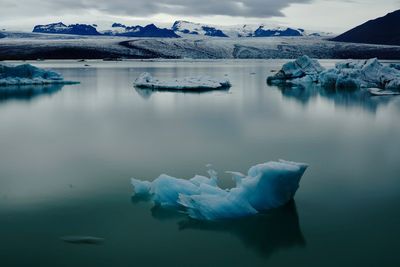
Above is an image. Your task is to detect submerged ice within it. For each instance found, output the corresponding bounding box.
[0,63,77,86]
[267,55,400,93]
[131,160,308,221]
[134,72,231,90]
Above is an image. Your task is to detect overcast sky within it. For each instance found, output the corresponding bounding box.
[0,0,399,33]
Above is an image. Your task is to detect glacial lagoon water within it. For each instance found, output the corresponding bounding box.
[0,59,400,267]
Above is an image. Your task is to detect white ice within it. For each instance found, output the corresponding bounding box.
[0,63,77,86]
[131,160,308,221]
[134,72,231,90]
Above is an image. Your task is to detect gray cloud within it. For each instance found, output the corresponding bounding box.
[0,0,312,19]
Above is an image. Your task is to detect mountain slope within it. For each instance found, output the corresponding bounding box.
[33,22,100,35]
[172,21,228,37]
[116,24,179,38]
[332,10,400,46]
[172,20,330,38]
[33,22,179,38]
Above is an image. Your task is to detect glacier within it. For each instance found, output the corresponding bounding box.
[267,56,400,92]
[134,72,231,91]
[131,160,308,221]
[2,34,400,60]
[0,63,78,86]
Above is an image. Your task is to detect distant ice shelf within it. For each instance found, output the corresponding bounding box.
[131,160,308,221]
[134,72,231,91]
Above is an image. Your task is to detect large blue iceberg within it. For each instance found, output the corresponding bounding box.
[267,55,400,93]
[131,160,308,221]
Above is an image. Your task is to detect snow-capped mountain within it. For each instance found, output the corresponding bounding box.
[171,20,332,38]
[254,25,303,37]
[106,24,179,38]
[172,21,228,37]
[33,22,100,35]
[33,22,179,38]
[31,21,332,38]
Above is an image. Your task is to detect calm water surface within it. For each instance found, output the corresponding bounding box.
[0,60,400,267]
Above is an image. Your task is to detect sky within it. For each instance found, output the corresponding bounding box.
[0,0,399,33]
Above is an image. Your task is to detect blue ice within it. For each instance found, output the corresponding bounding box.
[131,160,308,221]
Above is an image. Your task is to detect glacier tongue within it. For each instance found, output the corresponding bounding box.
[131,160,308,221]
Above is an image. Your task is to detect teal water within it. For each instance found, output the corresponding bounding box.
[0,60,400,267]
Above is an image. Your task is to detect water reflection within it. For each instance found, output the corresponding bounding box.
[136,198,306,259]
[134,87,230,99]
[0,84,64,102]
[271,83,397,113]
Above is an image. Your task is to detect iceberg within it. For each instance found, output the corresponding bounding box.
[131,160,308,221]
[134,72,231,91]
[268,56,400,92]
[320,58,400,91]
[267,55,325,85]
[0,63,78,86]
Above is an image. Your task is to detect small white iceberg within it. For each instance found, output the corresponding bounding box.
[131,160,308,221]
[0,63,78,86]
[134,72,231,91]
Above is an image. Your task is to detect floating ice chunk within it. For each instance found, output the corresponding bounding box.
[267,55,324,85]
[0,63,78,86]
[390,63,400,71]
[368,88,400,96]
[134,72,231,90]
[135,174,200,207]
[320,58,400,91]
[131,160,308,221]
[131,179,152,196]
[226,171,246,187]
[178,191,258,220]
[269,56,400,92]
[190,175,218,187]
